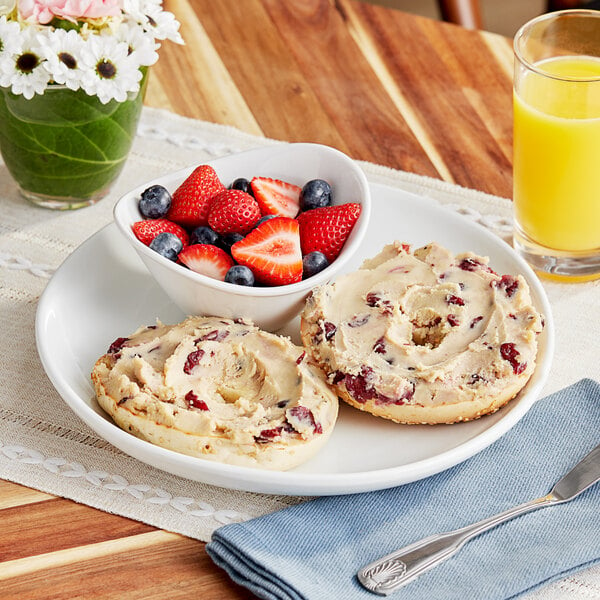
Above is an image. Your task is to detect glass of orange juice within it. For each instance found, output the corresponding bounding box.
[513,10,600,281]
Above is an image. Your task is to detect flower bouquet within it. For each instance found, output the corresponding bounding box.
[0,0,183,208]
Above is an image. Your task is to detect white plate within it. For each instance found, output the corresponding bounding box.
[36,183,554,496]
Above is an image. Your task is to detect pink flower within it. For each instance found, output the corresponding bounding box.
[18,0,122,24]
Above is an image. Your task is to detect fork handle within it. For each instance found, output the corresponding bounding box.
[357,493,557,596]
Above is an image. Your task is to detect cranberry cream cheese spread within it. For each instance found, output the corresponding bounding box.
[301,241,544,424]
[92,316,338,470]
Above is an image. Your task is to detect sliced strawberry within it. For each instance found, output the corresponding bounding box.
[132,219,189,247]
[208,189,262,235]
[167,165,226,228]
[178,244,234,281]
[231,217,302,286]
[250,177,301,219]
[297,203,361,262]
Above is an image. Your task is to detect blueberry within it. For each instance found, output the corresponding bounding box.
[139,185,171,218]
[230,178,252,194]
[190,225,220,246]
[302,251,329,279]
[220,232,244,253]
[255,214,277,227]
[149,232,182,261]
[225,265,255,286]
[299,179,332,211]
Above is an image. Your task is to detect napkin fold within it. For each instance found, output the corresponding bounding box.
[207,379,600,600]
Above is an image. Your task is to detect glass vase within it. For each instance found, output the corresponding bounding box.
[0,72,147,210]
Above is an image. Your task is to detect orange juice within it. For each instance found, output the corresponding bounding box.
[513,56,600,252]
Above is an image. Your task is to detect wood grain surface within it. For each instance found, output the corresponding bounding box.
[1,1,518,597]
[148,0,514,196]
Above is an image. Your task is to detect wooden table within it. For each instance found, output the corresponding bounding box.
[1,1,517,597]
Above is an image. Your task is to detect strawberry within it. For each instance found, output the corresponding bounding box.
[132,219,189,247]
[178,244,235,281]
[296,203,361,262]
[250,177,301,218]
[207,189,261,235]
[231,217,302,286]
[167,165,226,228]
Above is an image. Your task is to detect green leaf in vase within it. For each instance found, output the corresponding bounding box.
[0,72,147,200]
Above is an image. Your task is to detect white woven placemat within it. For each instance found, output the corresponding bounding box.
[1,107,599,598]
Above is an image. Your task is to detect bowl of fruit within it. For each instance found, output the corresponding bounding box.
[113,143,371,331]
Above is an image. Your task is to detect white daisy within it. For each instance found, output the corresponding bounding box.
[140,3,184,44]
[109,21,158,67]
[79,34,142,103]
[0,0,181,100]
[121,0,148,24]
[0,26,50,99]
[0,15,21,58]
[38,28,85,90]
[0,0,15,18]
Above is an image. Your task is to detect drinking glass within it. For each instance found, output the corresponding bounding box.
[513,10,600,281]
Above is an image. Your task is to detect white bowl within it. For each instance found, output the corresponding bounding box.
[113,143,371,331]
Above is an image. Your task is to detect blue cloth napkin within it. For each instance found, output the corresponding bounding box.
[207,379,600,600]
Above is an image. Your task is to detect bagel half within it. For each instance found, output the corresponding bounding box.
[92,316,338,470]
[300,241,544,425]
